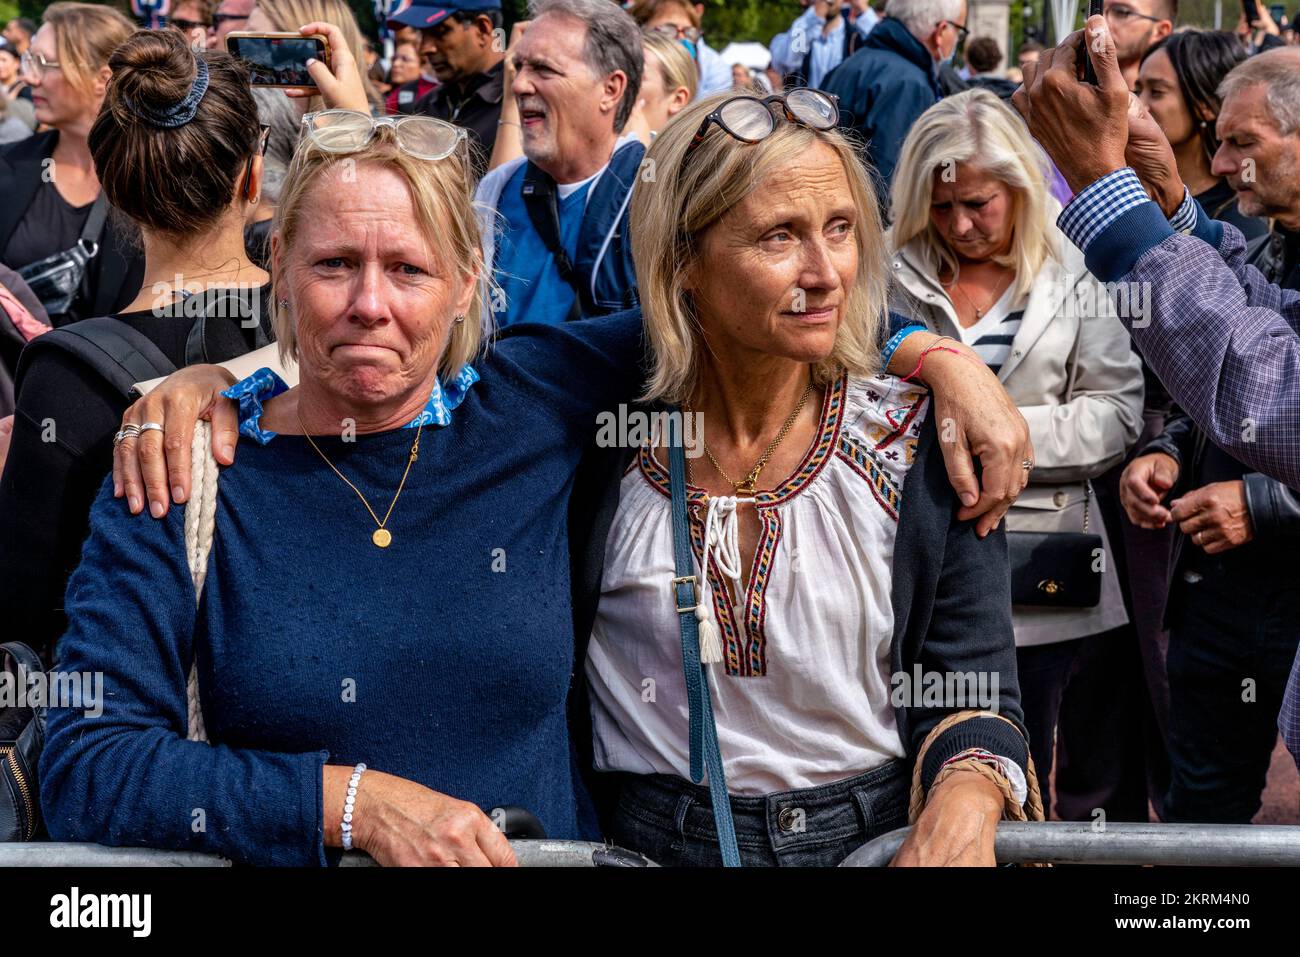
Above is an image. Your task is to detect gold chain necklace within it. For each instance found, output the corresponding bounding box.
[296,409,424,548]
[689,382,813,496]
[943,268,1013,320]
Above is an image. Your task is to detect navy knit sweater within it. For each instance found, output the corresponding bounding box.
[39,311,646,866]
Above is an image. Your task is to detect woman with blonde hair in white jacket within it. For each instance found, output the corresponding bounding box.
[888,89,1145,808]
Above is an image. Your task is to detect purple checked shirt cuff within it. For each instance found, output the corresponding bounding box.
[1057,168,1151,252]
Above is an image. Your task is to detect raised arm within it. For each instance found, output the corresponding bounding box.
[1014,16,1300,489]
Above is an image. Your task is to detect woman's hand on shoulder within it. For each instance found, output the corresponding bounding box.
[891,332,1032,537]
[345,769,518,867]
[890,770,1004,867]
[113,364,240,518]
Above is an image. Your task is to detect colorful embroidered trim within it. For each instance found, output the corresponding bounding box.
[836,432,903,521]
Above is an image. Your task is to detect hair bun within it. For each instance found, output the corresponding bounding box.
[107,29,204,121]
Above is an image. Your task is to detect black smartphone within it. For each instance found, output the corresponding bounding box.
[1083,0,1103,84]
[1242,0,1261,24]
[1268,3,1286,23]
[225,32,329,91]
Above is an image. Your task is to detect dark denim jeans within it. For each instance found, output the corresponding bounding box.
[606,760,910,867]
[1163,555,1300,823]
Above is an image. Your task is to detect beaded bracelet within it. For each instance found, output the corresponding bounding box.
[341,762,366,851]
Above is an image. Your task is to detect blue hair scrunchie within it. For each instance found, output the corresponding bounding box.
[125,56,210,129]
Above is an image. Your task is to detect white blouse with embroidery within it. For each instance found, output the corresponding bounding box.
[585,373,933,796]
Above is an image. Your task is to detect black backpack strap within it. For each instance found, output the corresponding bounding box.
[15,316,177,402]
[521,163,585,320]
[182,289,272,366]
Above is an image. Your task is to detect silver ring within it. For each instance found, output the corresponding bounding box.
[1021,459,1034,471]
[114,423,142,447]
[138,422,164,436]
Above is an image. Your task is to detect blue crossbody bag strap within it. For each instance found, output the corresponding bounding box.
[666,409,742,867]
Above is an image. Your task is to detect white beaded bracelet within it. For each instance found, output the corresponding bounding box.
[341,762,367,851]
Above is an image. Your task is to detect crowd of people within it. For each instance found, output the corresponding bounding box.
[0,0,1297,867]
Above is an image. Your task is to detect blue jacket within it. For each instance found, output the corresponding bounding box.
[477,136,643,327]
[821,17,940,203]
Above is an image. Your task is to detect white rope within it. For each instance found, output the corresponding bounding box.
[182,422,219,743]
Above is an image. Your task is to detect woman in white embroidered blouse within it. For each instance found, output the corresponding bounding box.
[585,90,1037,867]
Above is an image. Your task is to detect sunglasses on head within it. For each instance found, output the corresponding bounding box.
[301,110,467,161]
[684,88,839,163]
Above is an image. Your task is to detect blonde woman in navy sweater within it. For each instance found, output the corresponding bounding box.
[52,98,1037,865]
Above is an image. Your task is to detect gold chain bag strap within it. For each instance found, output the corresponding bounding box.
[908,710,1048,865]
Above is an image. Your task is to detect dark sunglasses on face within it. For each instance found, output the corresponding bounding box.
[169,18,212,33]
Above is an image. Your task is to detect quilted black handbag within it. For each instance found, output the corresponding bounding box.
[1,642,45,842]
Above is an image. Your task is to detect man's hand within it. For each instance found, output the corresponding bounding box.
[1124,93,1186,217]
[1169,480,1254,554]
[891,770,1003,867]
[1011,16,1130,193]
[1120,452,1179,528]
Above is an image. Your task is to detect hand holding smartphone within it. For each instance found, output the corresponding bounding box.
[1082,0,1104,85]
[225,32,331,92]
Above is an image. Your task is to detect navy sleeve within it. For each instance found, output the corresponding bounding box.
[483,309,649,443]
[39,479,330,866]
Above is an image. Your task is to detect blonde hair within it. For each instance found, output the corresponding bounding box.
[42,2,135,100]
[255,0,380,108]
[643,31,698,102]
[889,89,1052,301]
[631,92,888,405]
[270,130,488,381]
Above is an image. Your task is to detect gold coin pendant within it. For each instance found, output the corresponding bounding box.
[372,528,392,548]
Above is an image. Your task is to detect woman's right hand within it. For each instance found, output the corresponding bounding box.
[298,21,370,112]
[346,769,518,867]
[113,364,240,517]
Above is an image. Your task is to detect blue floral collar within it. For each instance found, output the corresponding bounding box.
[221,364,480,445]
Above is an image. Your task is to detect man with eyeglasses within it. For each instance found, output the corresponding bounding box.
[1104,0,1174,89]
[820,0,966,204]
[388,0,505,178]
[206,0,254,51]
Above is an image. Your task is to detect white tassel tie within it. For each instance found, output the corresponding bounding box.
[695,495,744,666]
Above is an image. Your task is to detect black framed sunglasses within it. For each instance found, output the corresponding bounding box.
[684,88,839,162]
[211,12,251,26]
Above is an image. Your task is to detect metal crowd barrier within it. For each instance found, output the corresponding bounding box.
[0,840,657,868]
[840,822,1300,867]
[4,823,1300,866]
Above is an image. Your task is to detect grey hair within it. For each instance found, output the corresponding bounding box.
[251,87,300,206]
[884,0,965,41]
[1217,48,1300,136]
[528,0,644,132]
